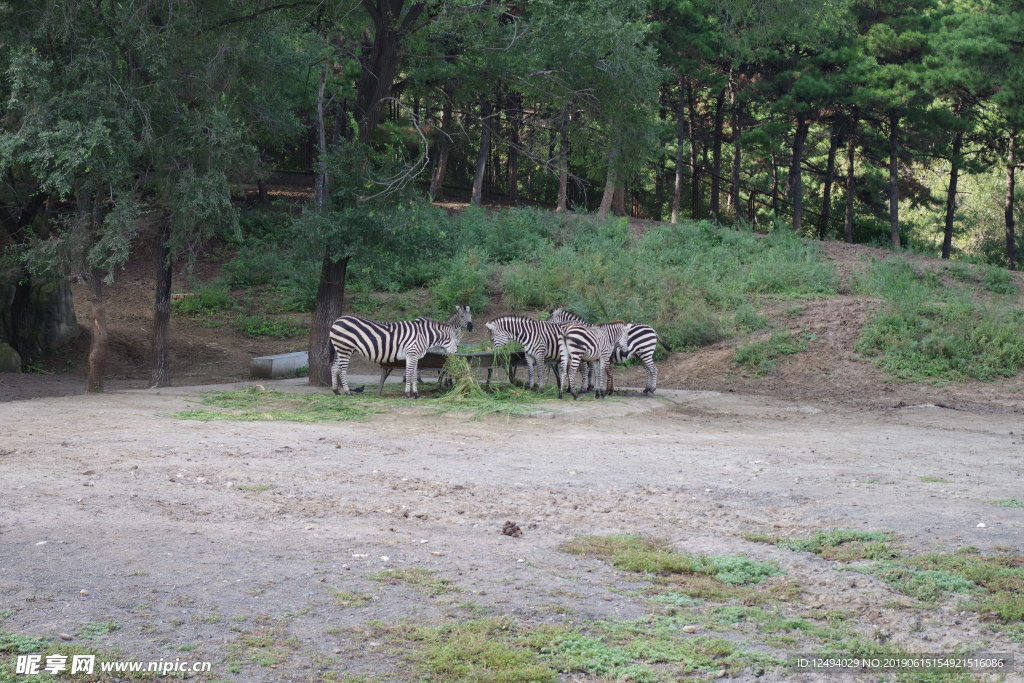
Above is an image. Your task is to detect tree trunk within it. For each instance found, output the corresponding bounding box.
[597,147,619,219]
[612,184,626,217]
[1007,127,1018,271]
[428,94,452,199]
[888,111,901,249]
[307,255,350,386]
[149,222,172,388]
[788,112,810,233]
[770,148,780,214]
[354,1,425,145]
[506,92,521,202]
[844,116,857,243]
[818,122,840,240]
[687,82,701,220]
[729,86,742,219]
[710,87,726,220]
[942,129,964,259]
[556,105,571,212]
[671,78,686,224]
[471,99,492,206]
[87,268,107,393]
[313,61,329,205]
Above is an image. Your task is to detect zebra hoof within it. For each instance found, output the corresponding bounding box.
[332,388,340,396]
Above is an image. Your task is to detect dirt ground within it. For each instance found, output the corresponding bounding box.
[2,235,1024,681]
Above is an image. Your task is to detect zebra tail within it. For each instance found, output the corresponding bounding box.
[558,326,570,399]
[658,338,673,353]
[328,340,336,365]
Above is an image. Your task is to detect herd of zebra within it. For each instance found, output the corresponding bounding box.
[328,305,668,400]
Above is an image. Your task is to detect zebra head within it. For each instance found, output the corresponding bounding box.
[617,324,634,355]
[453,305,473,332]
[484,320,510,349]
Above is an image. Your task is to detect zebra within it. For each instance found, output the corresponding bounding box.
[550,307,669,395]
[329,316,461,398]
[484,316,566,391]
[557,323,623,400]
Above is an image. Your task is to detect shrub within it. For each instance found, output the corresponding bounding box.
[171,284,233,315]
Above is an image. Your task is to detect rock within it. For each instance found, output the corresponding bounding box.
[80,589,89,597]
[682,624,698,633]
[59,633,72,641]
[0,343,21,373]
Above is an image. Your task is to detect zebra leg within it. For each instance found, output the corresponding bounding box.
[640,351,657,395]
[333,349,353,395]
[405,356,421,399]
[525,355,536,390]
[584,361,595,393]
[595,357,606,399]
[605,361,614,397]
[535,353,546,391]
[568,356,581,400]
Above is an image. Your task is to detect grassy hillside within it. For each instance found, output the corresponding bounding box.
[169,205,1024,387]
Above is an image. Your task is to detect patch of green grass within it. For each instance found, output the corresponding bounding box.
[854,258,1024,382]
[235,314,307,339]
[851,549,1024,622]
[227,617,298,670]
[369,568,459,596]
[918,475,951,483]
[327,588,373,608]
[407,618,558,682]
[995,498,1024,507]
[733,330,815,375]
[744,529,901,562]
[172,386,375,423]
[77,620,120,639]
[560,535,782,588]
[815,638,975,681]
[853,562,978,602]
[171,284,234,315]
[236,484,272,492]
[0,629,147,681]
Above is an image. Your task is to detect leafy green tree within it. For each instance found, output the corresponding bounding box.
[1,1,302,388]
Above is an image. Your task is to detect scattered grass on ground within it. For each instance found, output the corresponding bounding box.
[560,535,783,586]
[995,498,1024,507]
[171,386,375,422]
[733,330,816,375]
[326,588,373,608]
[369,568,459,596]
[743,529,902,561]
[372,614,785,682]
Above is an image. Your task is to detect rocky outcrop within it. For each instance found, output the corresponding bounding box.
[0,276,79,363]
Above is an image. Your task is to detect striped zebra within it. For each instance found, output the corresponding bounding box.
[329,316,461,398]
[484,316,566,390]
[550,307,669,395]
[557,323,622,400]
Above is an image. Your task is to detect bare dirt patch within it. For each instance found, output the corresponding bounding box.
[2,382,1023,681]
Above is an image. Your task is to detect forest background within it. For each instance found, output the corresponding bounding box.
[1,0,1022,388]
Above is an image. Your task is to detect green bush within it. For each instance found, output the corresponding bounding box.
[235,314,306,339]
[429,250,492,316]
[171,283,233,315]
[221,244,290,287]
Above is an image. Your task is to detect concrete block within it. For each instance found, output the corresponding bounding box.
[250,351,308,378]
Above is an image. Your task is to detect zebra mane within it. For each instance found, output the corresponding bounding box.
[597,320,626,326]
